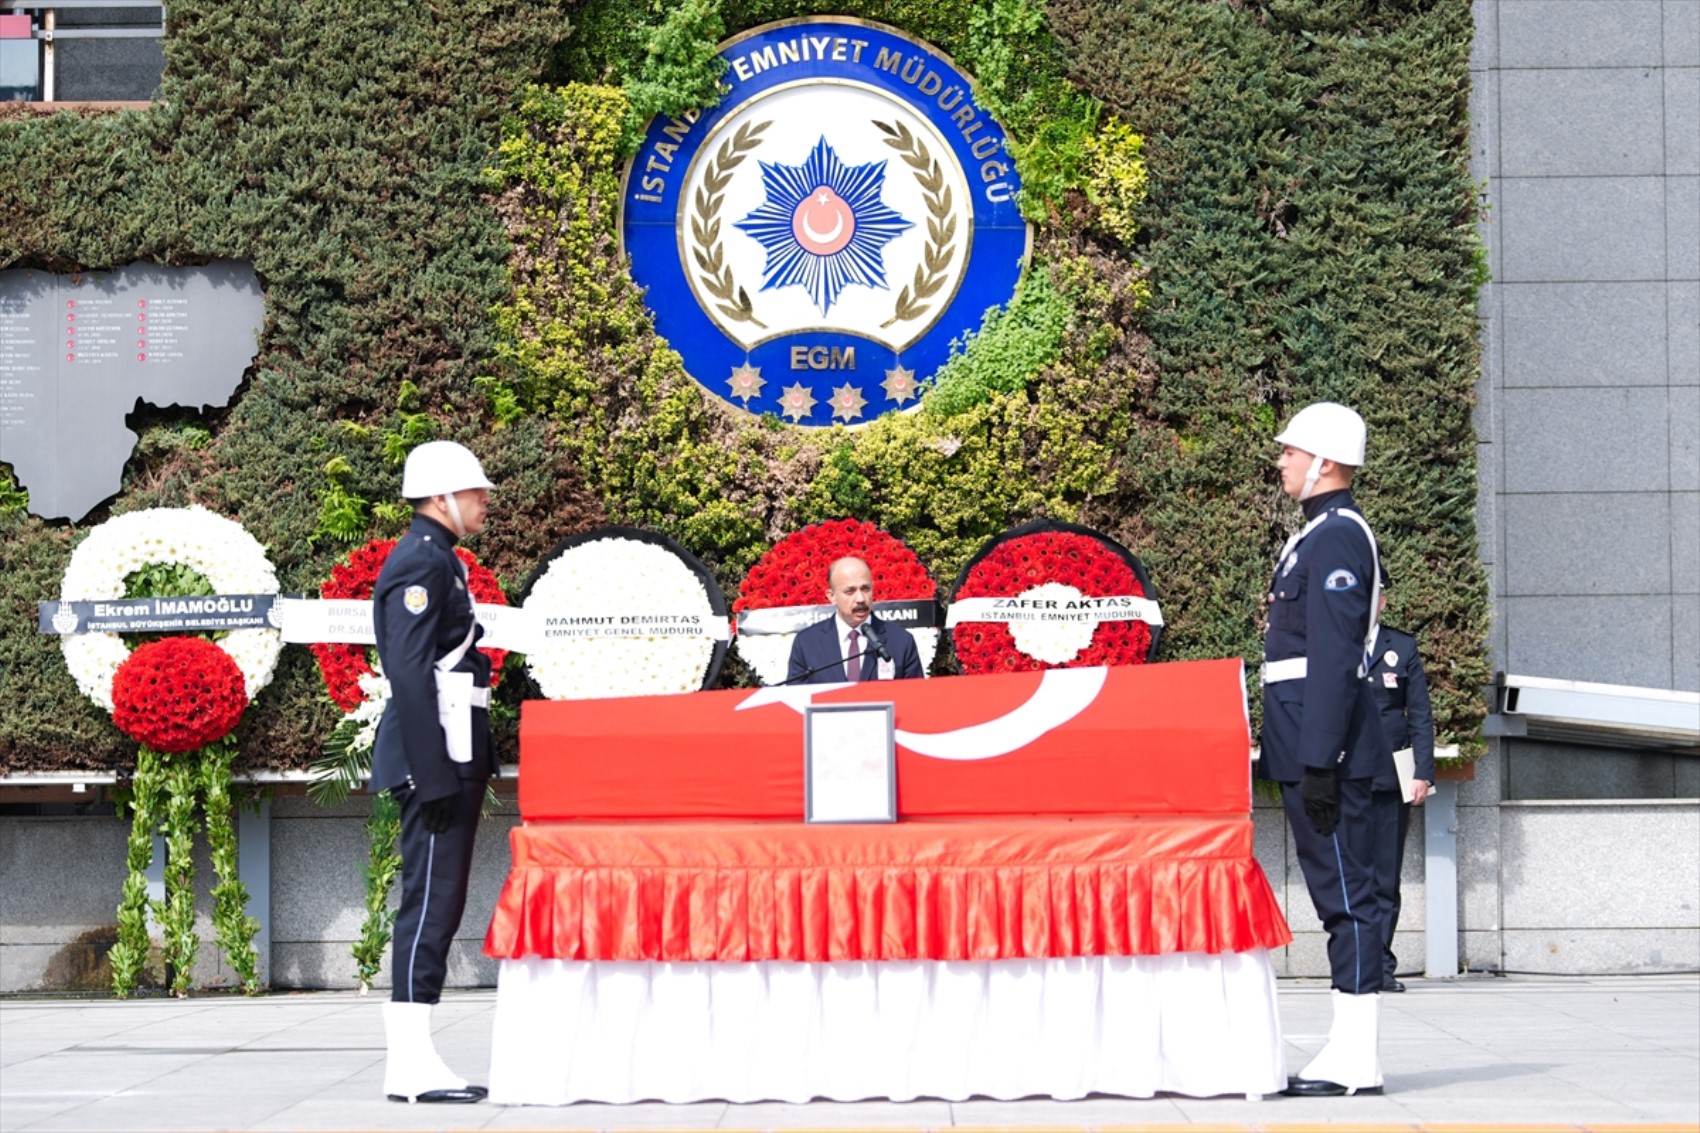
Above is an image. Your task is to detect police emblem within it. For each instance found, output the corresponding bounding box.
[403,585,429,615]
[1324,569,1358,591]
[622,18,1029,426]
[1383,649,1399,667]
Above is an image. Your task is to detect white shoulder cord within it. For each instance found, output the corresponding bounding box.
[1281,508,1381,678]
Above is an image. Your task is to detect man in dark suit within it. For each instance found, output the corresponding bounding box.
[1368,565,1435,994]
[371,440,497,1105]
[786,555,924,684]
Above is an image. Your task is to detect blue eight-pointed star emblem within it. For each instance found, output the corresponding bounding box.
[734,137,913,316]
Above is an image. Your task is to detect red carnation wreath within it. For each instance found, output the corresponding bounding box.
[733,518,938,684]
[950,520,1162,674]
[111,636,250,753]
[310,538,509,712]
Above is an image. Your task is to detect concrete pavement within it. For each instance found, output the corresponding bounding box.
[2,974,1697,1131]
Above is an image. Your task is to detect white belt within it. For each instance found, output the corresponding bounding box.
[467,685,491,709]
[1262,658,1307,684]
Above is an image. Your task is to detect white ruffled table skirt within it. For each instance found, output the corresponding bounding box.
[488,950,1286,1105]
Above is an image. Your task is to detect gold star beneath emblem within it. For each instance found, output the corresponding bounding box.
[778,382,817,423]
[829,383,868,422]
[728,363,765,403]
[882,364,918,404]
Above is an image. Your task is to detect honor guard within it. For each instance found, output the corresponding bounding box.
[372,441,497,1105]
[1368,564,1436,993]
[1260,402,1396,1098]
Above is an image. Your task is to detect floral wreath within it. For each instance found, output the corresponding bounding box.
[309,537,509,721]
[732,517,938,685]
[517,526,729,699]
[949,519,1161,674]
[56,505,280,996]
[59,506,283,723]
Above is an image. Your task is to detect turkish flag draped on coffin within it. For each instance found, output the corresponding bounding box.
[516,658,1254,820]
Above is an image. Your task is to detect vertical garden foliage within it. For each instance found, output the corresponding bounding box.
[1050,0,1489,745]
[1,0,1488,771]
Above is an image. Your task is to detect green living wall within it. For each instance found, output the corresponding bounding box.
[0,0,1490,774]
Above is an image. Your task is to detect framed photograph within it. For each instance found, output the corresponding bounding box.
[804,703,897,824]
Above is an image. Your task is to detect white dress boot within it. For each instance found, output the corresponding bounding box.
[382,1001,485,1103]
[1284,990,1384,1096]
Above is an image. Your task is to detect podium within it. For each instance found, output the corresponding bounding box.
[484,660,1291,1104]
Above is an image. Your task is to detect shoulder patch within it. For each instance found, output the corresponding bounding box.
[1324,569,1358,591]
[403,585,430,615]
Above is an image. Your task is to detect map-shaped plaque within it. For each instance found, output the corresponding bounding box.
[0,260,265,522]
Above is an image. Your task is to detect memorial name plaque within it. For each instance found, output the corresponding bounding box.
[0,261,265,522]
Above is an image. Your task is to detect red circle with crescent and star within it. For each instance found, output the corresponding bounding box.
[791,187,856,256]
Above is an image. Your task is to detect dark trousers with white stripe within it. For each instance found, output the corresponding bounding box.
[390,779,485,1004]
[1281,777,1385,995]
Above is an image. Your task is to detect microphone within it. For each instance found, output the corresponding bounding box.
[779,640,884,685]
[858,619,894,663]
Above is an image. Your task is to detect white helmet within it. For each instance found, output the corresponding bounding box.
[1275,402,1366,467]
[400,441,494,499]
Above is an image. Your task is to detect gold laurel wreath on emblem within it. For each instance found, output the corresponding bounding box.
[874,119,956,329]
[691,119,770,329]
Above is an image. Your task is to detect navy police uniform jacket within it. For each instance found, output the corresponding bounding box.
[787,613,924,684]
[1368,625,1437,785]
[371,514,496,800]
[1259,488,1394,787]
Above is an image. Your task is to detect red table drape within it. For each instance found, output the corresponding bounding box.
[484,816,1291,963]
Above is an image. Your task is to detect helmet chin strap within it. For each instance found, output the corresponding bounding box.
[1299,453,1325,501]
[441,492,467,538]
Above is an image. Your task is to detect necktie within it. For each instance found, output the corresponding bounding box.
[846,628,861,682]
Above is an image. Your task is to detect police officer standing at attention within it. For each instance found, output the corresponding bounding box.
[1260,402,1394,1098]
[372,441,497,1105]
[1368,564,1436,994]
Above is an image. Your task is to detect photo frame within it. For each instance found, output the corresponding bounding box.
[804,703,897,824]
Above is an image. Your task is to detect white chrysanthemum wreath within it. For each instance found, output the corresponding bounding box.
[59,506,283,711]
[524,532,727,699]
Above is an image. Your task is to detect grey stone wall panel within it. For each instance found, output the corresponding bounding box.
[1498,0,1664,68]
[1673,390,1699,490]
[1672,492,1699,592]
[1502,926,1700,972]
[1501,803,1699,928]
[1675,593,1700,691]
[1473,0,1500,72]
[1504,594,1674,684]
[1670,176,1700,278]
[1458,800,1504,933]
[1506,739,1683,797]
[1503,491,1671,594]
[1672,282,1699,383]
[1500,68,1665,176]
[1668,66,1700,175]
[1498,177,1668,282]
[1668,1,1700,68]
[1502,282,1668,387]
[1502,387,1671,492]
